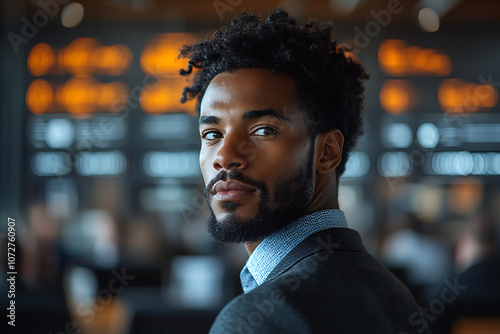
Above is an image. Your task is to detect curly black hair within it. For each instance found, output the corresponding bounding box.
[179,8,369,180]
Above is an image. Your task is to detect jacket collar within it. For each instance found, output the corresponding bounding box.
[264,228,367,284]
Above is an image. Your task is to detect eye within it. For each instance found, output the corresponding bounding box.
[252,126,278,136]
[201,130,222,140]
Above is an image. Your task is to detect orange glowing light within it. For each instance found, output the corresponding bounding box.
[63,38,100,75]
[26,79,53,114]
[58,76,98,114]
[438,79,460,111]
[379,39,452,76]
[140,78,195,114]
[438,79,499,113]
[57,77,129,115]
[97,82,128,111]
[380,80,415,114]
[55,47,67,75]
[31,39,133,76]
[430,54,452,76]
[141,33,198,77]
[378,40,407,75]
[93,45,133,76]
[27,43,55,76]
[477,85,498,107]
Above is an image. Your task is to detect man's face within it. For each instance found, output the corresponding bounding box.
[199,68,315,243]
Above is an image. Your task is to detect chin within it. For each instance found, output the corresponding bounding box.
[207,204,286,244]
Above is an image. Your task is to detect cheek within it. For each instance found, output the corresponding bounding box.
[266,136,311,165]
[255,142,310,180]
[199,149,212,183]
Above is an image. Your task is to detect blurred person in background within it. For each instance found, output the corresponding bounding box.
[381,212,451,303]
[0,200,72,333]
[429,212,500,334]
[122,215,167,266]
[179,8,430,334]
[20,201,61,286]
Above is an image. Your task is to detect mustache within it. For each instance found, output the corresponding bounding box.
[205,170,268,198]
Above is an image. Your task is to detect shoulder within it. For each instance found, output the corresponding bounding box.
[209,286,311,334]
[211,227,432,333]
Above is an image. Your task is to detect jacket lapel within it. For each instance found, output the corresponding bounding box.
[263,228,367,284]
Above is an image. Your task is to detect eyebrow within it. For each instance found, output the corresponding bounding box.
[198,108,289,126]
[198,115,219,126]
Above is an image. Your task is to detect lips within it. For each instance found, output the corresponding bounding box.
[212,180,257,201]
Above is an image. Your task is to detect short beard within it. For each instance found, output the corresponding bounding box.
[205,146,315,244]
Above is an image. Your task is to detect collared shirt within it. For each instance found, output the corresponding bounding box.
[240,209,347,293]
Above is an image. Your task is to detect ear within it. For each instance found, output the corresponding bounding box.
[316,129,344,175]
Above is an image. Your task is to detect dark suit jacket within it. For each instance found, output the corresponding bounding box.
[209,228,431,333]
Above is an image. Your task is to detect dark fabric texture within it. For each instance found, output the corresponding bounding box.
[209,228,432,334]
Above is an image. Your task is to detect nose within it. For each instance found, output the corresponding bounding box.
[212,133,251,171]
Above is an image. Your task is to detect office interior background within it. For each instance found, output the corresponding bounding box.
[1,0,500,333]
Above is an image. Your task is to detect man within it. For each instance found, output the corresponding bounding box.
[179,8,430,334]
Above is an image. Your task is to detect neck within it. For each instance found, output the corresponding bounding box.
[306,173,339,214]
[244,241,260,255]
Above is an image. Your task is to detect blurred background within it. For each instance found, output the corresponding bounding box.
[1,0,500,333]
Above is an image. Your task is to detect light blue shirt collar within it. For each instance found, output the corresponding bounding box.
[240,209,347,293]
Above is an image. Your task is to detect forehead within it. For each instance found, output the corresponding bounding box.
[200,68,300,116]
